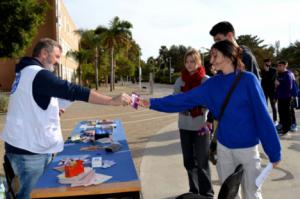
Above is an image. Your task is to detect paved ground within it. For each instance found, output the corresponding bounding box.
[1,82,300,199]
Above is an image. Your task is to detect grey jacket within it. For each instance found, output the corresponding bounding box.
[174,75,209,131]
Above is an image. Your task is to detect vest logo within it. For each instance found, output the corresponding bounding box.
[11,73,21,94]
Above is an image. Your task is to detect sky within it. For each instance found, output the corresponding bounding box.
[64,0,300,60]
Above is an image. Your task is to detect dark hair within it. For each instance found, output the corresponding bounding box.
[264,58,271,62]
[277,60,288,65]
[209,21,235,36]
[211,40,244,71]
[32,38,62,57]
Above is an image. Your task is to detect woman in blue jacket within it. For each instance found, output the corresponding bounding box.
[140,40,281,199]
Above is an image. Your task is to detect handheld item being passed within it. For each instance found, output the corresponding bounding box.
[131,93,140,109]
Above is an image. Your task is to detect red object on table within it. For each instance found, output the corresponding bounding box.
[64,160,84,178]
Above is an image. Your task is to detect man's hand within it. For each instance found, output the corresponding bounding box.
[59,109,65,117]
[110,93,132,106]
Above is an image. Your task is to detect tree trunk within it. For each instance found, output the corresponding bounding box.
[121,76,124,86]
[79,64,82,86]
[113,59,116,90]
[95,47,99,90]
[110,47,114,92]
[105,75,108,87]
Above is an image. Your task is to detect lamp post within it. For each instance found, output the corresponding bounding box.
[138,51,142,90]
[167,57,172,83]
[200,47,210,66]
[95,47,99,90]
[148,58,156,94]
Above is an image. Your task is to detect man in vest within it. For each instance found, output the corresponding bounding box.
[1,38,131,199]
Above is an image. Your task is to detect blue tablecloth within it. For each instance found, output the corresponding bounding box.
[34,120,139,189]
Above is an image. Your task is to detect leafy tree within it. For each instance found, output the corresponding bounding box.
[278,41,300,69]
[154,45,189,83]
[81,63,94,87]
[168,45,188,72]
[95,16,133,91]
[67,49,90,85]
[158,46,169,71]
[237,34,275,69]
[146,57,158,74]
[126,39,141,82]
[75,29,103,89]
[115,56,135,84]
[0,0,49,58]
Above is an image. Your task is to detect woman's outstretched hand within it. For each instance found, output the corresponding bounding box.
[138,99,150,108]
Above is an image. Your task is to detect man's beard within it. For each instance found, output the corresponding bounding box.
[45,64,55,72]
[44,57,55,72]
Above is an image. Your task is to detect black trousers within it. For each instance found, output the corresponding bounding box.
[291,99,297,125]
[264,92,277,122]
[179,129,214,197]
[278,98,292,133]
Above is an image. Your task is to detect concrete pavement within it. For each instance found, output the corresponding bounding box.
[140,110,300,199]
[1,82,300,198]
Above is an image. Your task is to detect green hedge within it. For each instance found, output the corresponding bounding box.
[0,93,9,113]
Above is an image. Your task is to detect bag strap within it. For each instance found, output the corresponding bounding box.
[210,72,244,147]
[218,71,244,121]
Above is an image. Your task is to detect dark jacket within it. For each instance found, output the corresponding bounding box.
[241,46,260,80]
[261,67,277,97]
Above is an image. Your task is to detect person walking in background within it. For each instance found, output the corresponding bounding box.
[289,68,298,132]
[275,60,293,135]
[209,21,260,79]
[139,40,281,199]
[174,48,213,198]
[261,58,278,125]
[0,38,132,199]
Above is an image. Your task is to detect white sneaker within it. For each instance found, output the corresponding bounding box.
[276,123,282,130]
[274,121,279,126]
[290,124,298,132]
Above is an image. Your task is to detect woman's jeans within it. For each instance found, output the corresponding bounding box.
[6,153,52,199]
[179,129,214,198]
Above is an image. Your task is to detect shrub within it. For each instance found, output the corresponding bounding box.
[0,93,9,113]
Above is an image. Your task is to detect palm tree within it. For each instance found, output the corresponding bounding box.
[67,49,89,85]
[95,16,133,91]
[75,29,102,89]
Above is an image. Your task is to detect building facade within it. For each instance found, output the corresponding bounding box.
[0,0,79,91]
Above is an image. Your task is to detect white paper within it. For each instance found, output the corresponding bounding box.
[58,99,73,109]
[92,157,103,168]
[255,162,273,188]
[58,167,112,187]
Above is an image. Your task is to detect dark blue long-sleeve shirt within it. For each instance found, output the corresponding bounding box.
[150,71,281,163]
[14,57,90,109]
[276,71,293,100]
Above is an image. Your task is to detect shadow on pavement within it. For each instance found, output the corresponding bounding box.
[131,130,182,159]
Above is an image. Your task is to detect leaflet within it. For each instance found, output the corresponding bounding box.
[255,162,273,188]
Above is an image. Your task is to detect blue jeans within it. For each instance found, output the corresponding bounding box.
[6,153,51,199]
